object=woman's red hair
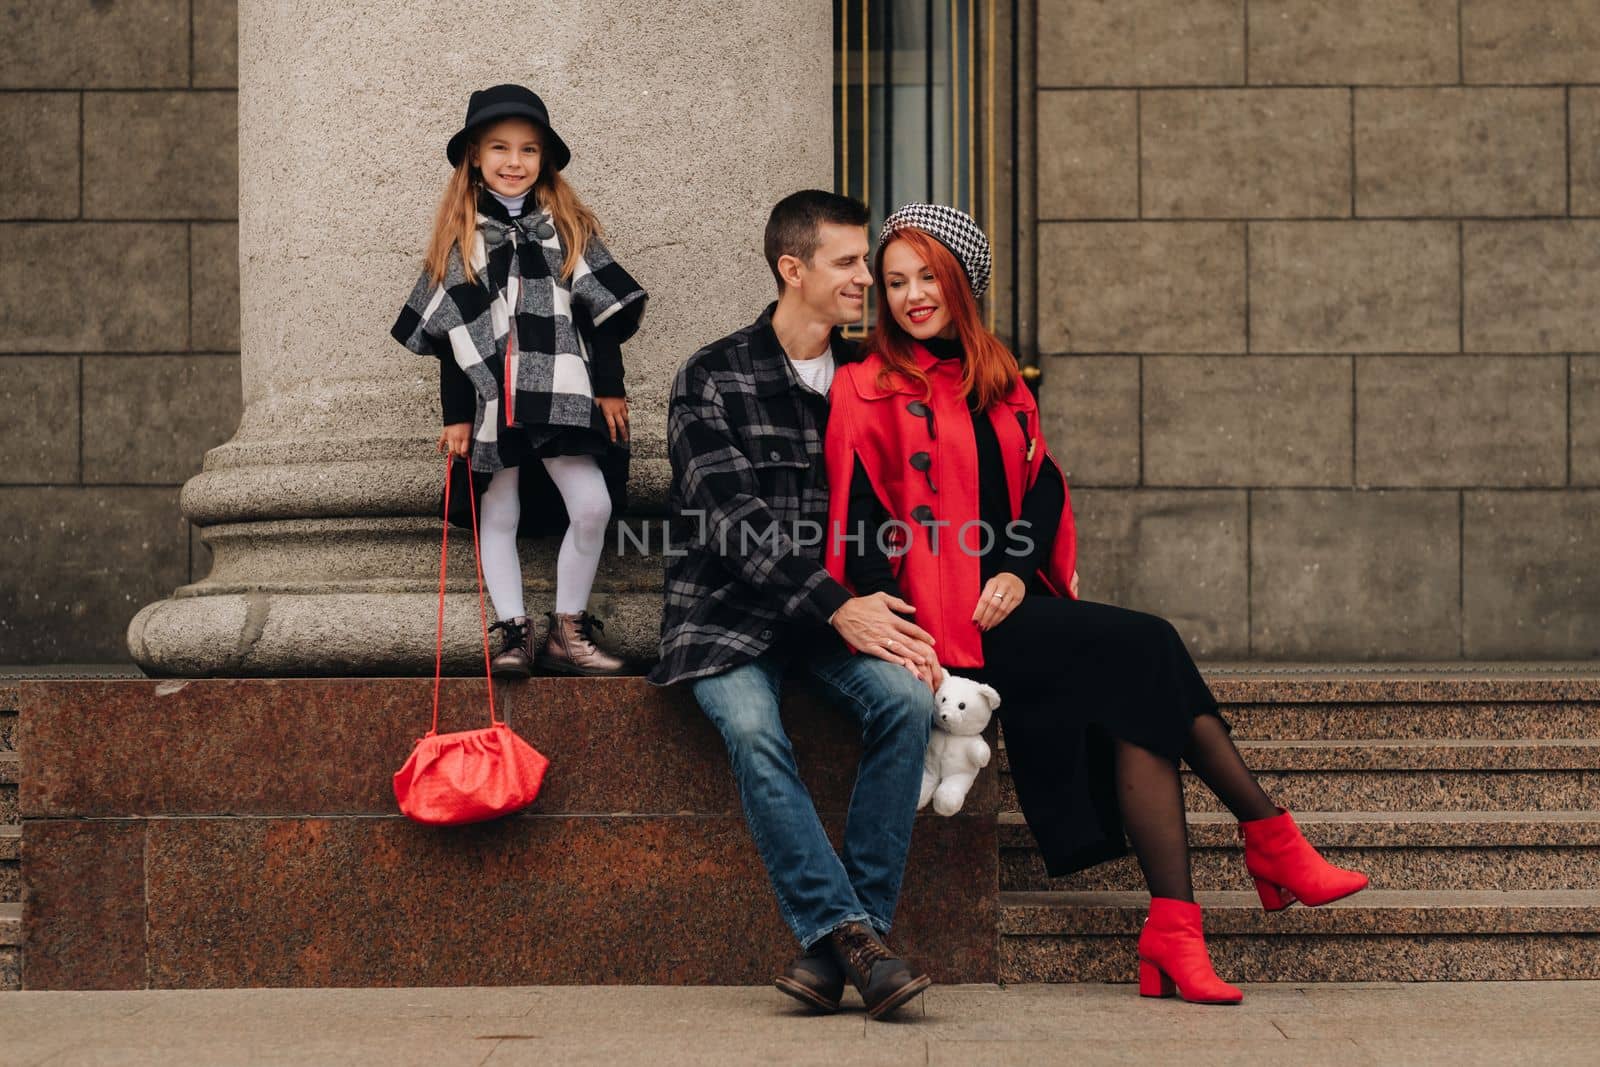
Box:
[866,227,1018,411]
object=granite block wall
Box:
[1035,0,1600,659]
[0,1,241,663]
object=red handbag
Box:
[393,457,550,825]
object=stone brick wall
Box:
[0,1,241,662]
[1033,0,1600,660]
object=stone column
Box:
[129,0,832,674]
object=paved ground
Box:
[2,982,1596,1066]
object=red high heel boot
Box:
[1241,808,1369,911]
[1136,898,1242,1005]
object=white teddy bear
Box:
[918,672,1001,816]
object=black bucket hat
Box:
[446,84,572,171]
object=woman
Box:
[822,204,1367,1005]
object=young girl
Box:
[823,204,1367,1005]
[392,84,647,677]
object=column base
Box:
[129,589,665,677]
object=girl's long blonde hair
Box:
[423,128,600,285]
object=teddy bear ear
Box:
[977,684,1001,708]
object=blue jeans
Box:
[692,645,934,949]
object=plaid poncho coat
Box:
[391,191,648,473]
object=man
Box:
[648,190,939,1019]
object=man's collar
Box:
[751,302,860,398]
[749,304,796,397]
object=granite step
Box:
[3,692,24,952]
[1203,672,1600,704]
[0,682,16,754]
[1178,771,1600,813]
[1000,889,1600,983]
[1223,701,1600,741]
[1001,768,1600,814]
[15,676,1002,989]
[0,902,18,992]
[999,759,1600,813]
[13,671,1600,989]
[1226,738,1600,770]
[999,811,1600,892]
[1001,738,1600,773]
[0,752,16,826]
[0,827,17,905]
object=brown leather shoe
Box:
[826,922,931,1020]
[774,943,844,1013]
[536,611,628,676]
[489,616,534,677]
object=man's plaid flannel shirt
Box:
[647,305,859,686]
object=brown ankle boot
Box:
[489,616,534,678]
[536,611,628,676]
[825,922,931,1020]
[774,942,845,1013]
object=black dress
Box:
[844,337,1223,876]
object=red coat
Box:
[823,346,1077,668]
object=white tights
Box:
[477,455,612,620]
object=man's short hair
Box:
[764,190,871,293]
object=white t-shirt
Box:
[788,351,836,397]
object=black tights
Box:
[969,597,1280,899]
[1115,714,1279,901]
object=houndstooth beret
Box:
[876,203,993,300]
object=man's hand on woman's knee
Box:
[830,593,939,684]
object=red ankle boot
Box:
[1136,898,1242,1005]
[1241,808,1369,911]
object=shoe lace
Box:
[835,926,893,975]
[572,614,604,653]
[489,618,526,652]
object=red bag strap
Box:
[503,313,517,428]
[430,456,502,736]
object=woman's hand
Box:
[597,396,630,443]
[1070,569,1080,599]
[437,423,471,458]
[972,572,1026,632]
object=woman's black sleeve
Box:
[845,456,905,601]
[1004,454,1066,579]
[437,343,477,426]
